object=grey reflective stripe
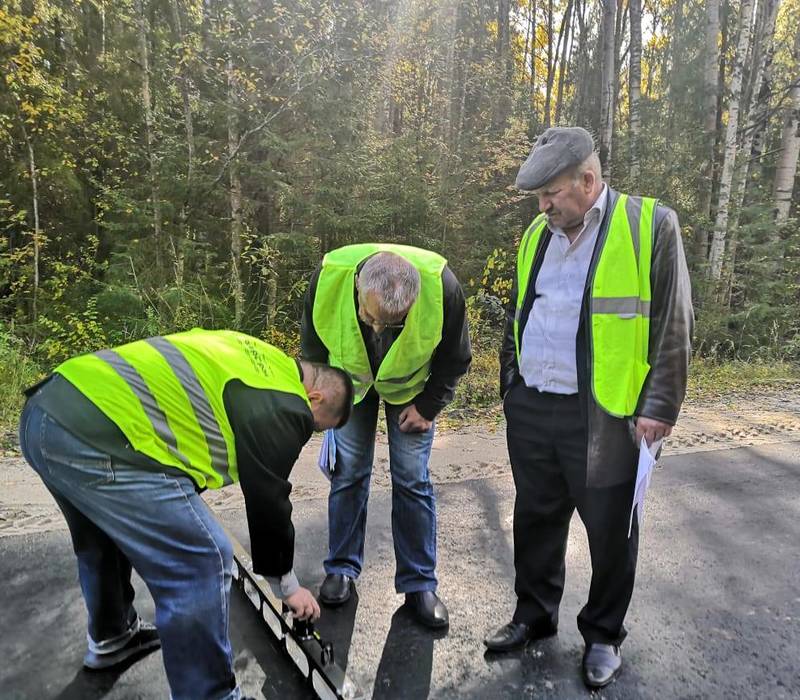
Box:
[95,349,194,472]
[379,365,427,384]
[624,195,643,265]
[592,297,651,316]
[147,337,231,485]
[348,372,373,384]
[514,307,523,322]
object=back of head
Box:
[358,252,421,319]
[307,362,354,428]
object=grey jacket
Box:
[500,187,694,487]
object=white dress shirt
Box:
[519,185,608,394]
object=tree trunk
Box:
[443,0,459,149]
[773,30,800,224]
[493,0,512,130]
[728,0,780,235]
[695,0,720,261]
[169,0,195,288]
[554,0,573,126]
[227,38,244,324]
[599,0,616,178]
[629,0,642,180]
[19,120,40,323]
[136,0,162,276]
[528,0,537,135]
[543,0,553,128]
[708,0,755,280]
[748,0,780,176]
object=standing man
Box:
[19,329,352,700]
[484,127,693,688]
[301,244,471,629]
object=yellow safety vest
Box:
[54,329,309,488]
[312,243,446,404]
[514,195,656,417]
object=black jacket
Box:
[500,187,694,486]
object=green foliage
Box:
[0,0,798,373]
[0,325,43,433]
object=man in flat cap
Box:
[484,126,693,689]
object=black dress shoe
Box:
[582,643,622,688]
[405,591,449,629]
[483,621,557,652]
[319,574,352,606]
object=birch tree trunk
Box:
[599,0,616,178]
[773,29,800,224]
[728,0,780,235]
[136,0,162,275]
[696,0,719,255]
[708,0,755,280]
[629,0,642,180]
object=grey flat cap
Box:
[515,126,595,190]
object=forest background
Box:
[1,0,799,431]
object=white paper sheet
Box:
[628,436,662,537]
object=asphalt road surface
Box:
[1,441,798,699]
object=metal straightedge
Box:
[226,529,364,700]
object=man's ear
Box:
[306,388,324,409]
[581,169,595,194]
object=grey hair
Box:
[573,152,602,181]
[358,252,421,318]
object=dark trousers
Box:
[505,383,639,646]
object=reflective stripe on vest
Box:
[312,243,446,405]
[55,329,308,489]
[514,196,656,417]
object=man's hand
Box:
[398,404,433,433]
[284,587,320,621]
[634,416,673,446]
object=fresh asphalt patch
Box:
[1,441,798,699]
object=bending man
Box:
[19,328,352,700]
[301,244,471,629]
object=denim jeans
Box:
[324,392,438,593]
[19,401,241,700]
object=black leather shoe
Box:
[582,643,622,688]
[405,591,449,629]
[319,574,352,606]
[483,621,557,652]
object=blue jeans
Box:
[325,393,438,593]
[19,401,240,700]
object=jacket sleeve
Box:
[228,383,314,581]
[499,272,521,399]
[413,266,472,420]
[635,206,694,424]
[300,266,329,363]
